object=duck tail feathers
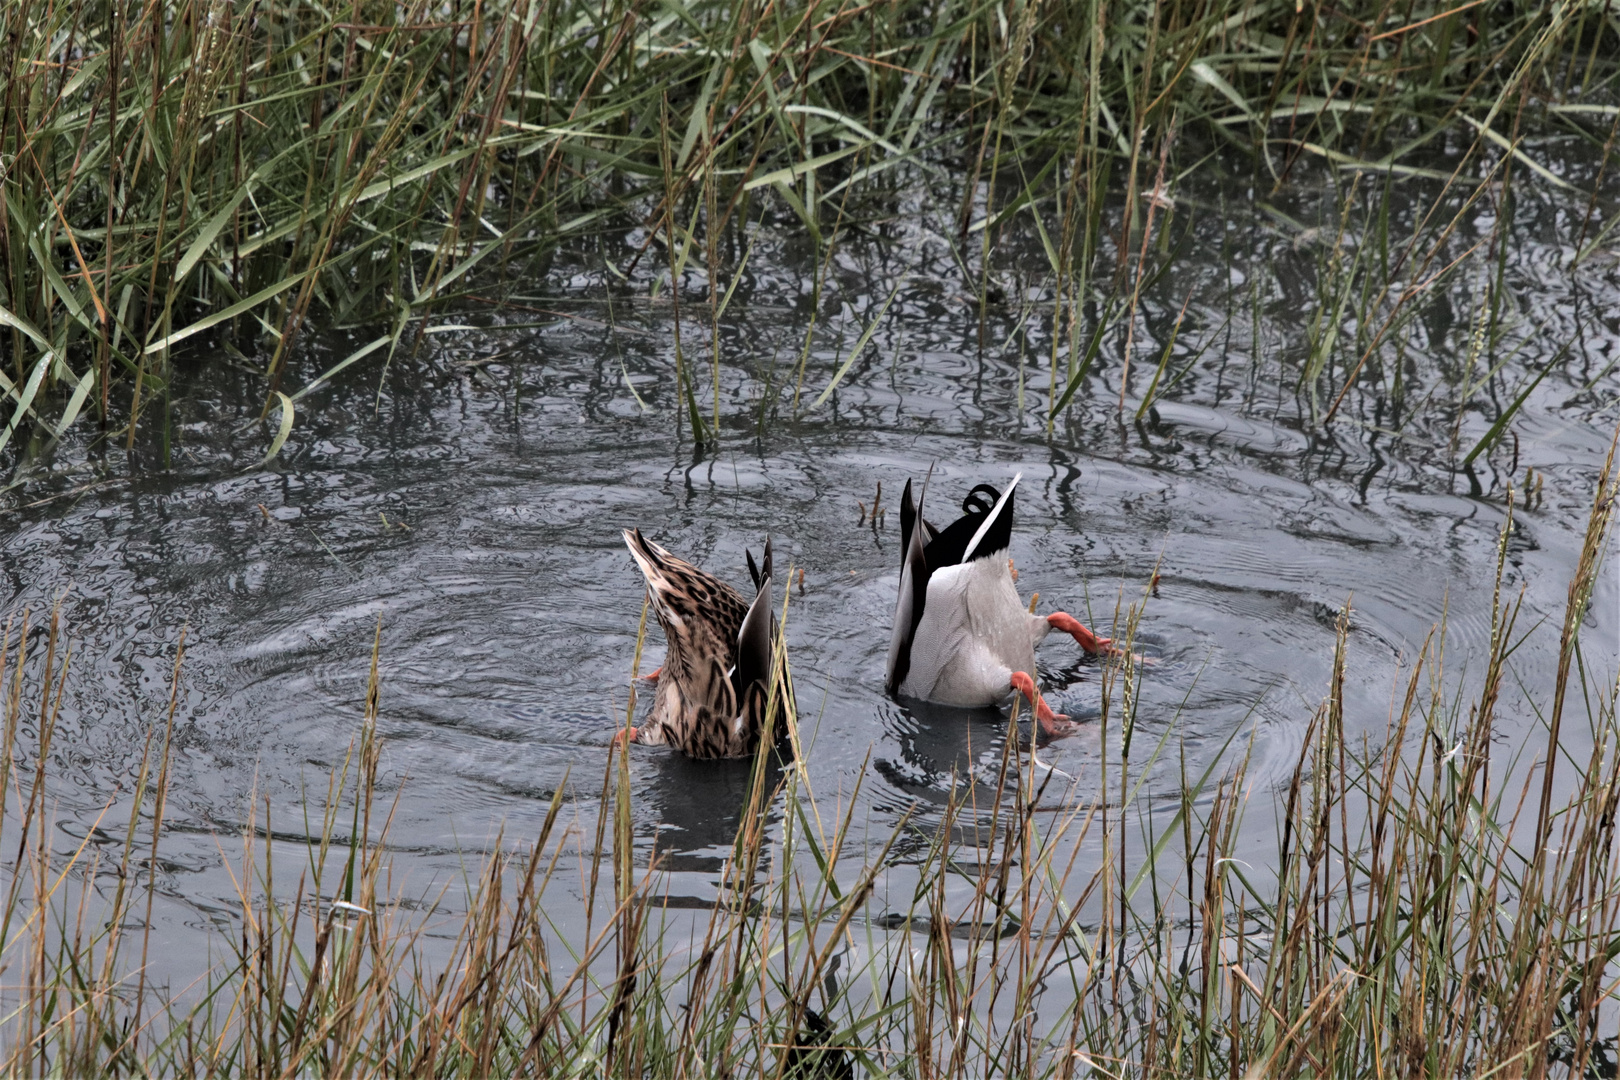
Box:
[746,537,773,593]
[961,471,1020,562]
[624,527,667,580]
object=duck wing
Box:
[886,478,933,696]
[735,537,774,694]
[738,537,797,752]
[731,542,779,751]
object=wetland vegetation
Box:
[2,0,1616,450]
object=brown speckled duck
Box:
[621,529,788,759]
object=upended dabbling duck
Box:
[620,528,789,759]
[886,473,1114,738]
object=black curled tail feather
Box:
[922,474,1019,570]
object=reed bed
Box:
[0,0,1615,460]
[0,445,1613,1077]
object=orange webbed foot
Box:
[1048,612,1152,666]
[612,726,639,752]
[1009,670,1076,739]
[1046,611,1118,656]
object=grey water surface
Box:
[3,148,1618,990]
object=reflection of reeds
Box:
[0,0,1612,457]
[2,447,1617,1075]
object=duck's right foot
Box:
[1009,671,1075,739]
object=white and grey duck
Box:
[886,473,1116,738]
[620,528,789,759]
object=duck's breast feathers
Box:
[887,479,932,696]
[922,473,1021,571]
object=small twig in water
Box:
[308,529,358,578]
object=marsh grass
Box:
[0,0,1615,463]
[0,444,1615,1076]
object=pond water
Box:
[3,146,1618,992]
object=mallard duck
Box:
[622,528,788,759]
[885,473,1113,737]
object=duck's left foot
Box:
[1009,671,1075,739]
[612,726,639,751]
[638,666,662,683]
[1047,611,1118,656]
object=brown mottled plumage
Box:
[623,529,788,760]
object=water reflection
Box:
[642,748,788,874]
[876,698,1016,807]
